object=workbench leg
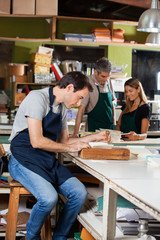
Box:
[103,180,117,240]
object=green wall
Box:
[0,17,50,39]
[13,41,44,63]
[113,24,148,44]
[108,45,132,77]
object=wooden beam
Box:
[106,0,152,9]
[50,16,56,40]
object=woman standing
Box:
[116,78,150,141]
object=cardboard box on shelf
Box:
[37,46,53,56]
[33,63,50,74]
[0,0,10,14]
[64,33,95,42]
[12,0,35,15]
[36,0,57,15]
[30,53,52,65]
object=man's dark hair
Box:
[56,71,93,92]
[95,57,111,73]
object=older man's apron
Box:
[10,87,73,186]
[88,85,113,132]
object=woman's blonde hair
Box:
[123,78,147,113]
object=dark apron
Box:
[121,100,142,134]
[88,85,113,132]
[121,110,137,133]
[10,87,73,186]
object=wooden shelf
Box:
[15,82,56,85]
[52,39,158,48]
[0,36,52,42]
[0,15,141,45]
[0,15,156,48]
[78,210,137,239]
[1,36,159,49]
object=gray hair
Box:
[95,57,111,73]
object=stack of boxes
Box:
[91,28,112,42]
[112,28,125,43]
[30,46,53,83]
[0,0,58,15]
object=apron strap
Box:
[97,85,100,93]
[49,86,55,108]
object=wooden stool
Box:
[5,177,52,240]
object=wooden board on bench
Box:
[79,148,130,160]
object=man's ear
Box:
[66,84,74,92]
[94,69,98,77]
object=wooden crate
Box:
[30,53,52,65]
[33,63,50,74]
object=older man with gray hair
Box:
[73,57,116,136]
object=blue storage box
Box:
[64,33,95,42]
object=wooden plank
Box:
[0,36,52,42]
[50,16,56,40]
[79,148,130,160]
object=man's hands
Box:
[68,141,91,153]
[92,130,110,143]
[67,130,110,153]
[79,130,111,144]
